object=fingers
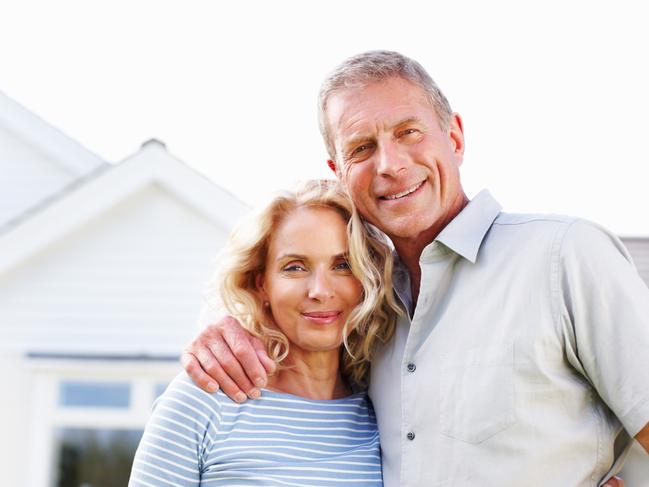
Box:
[220,317,269,389]
[602,476,623,487]
[180,351,218,393]
[181,317,274,403]
[250,335,277,375]
[205,337,258,402]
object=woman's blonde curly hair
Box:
[210,179,402,386]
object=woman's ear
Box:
[255,274,268,303]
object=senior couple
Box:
[129,51,649,486]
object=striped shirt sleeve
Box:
[129,373,222,487]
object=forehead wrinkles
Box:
[331,90,433,147]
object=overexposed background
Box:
[2,0,647,235]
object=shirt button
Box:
[407,363,416,372]
[407,431,415,441]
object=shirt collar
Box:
[421,189,502,264]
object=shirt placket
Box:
[398,243,450,486]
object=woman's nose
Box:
[307,270,335,301]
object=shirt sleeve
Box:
[558,219,649,437]
[128,373,223,486]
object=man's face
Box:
[326,77,466,246]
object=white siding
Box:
[0,352,31,487]
[622,237,649,287]
[0,183,226,355]
[620,237,649,484]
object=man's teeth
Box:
[384,182,422,200]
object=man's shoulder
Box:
[493,211,577,228]
[489,212,631,265]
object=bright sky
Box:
[2,1,648,235]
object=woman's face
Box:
[258,206,363,356]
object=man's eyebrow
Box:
[342,134,373,152]
[343,117,424,150]
[394,116,423,128]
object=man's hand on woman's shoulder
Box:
[181,315,276,402]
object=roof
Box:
[0,91,107,229]
[0,140,249,355]
[0,139,249,276]
[0,90,105,174]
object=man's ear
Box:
[327,159,338,175]
[448,113,466,166]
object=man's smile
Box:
[379,180,425,201]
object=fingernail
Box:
[207,381,219,393]
[234,392,247,403]
[255,377,266,388]
[248,388,261,399]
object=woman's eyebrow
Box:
[276,253,306,262]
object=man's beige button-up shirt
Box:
[369,190,649,486]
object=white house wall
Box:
[0,182,227,355]
[622,237,649,286]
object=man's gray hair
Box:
[318,50,453,162]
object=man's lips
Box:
[379,181,425,200]
[301,311,342,324]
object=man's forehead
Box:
[328,84,434,136]
[331,78,430,114]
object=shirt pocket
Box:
[439,342,516,444]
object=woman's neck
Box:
[266,349,351,400]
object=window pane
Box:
[54,428,142,487]
[59,381,130,408]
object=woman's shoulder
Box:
[251,389,374,415]
[155,372,231,422]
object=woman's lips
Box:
[301,311,342,324]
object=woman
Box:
[129,179,401,486]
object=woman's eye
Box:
[335,261,352,271]
[283,264,305,272]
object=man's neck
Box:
[392,193,469,305]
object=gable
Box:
[0,182,228,355]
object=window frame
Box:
[27,357,178,487]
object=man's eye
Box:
[350,143,374,159]
[400,128,419,137]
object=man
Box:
[183,51,649,485]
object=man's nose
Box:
[308,270,335,301]
[376,140,407,177]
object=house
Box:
[0,92,248,486]
[1,91,647,485]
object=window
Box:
[55,428,142,487]
[27,358,179,487]
[59,381,131,408]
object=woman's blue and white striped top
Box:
[129,373,383,486]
